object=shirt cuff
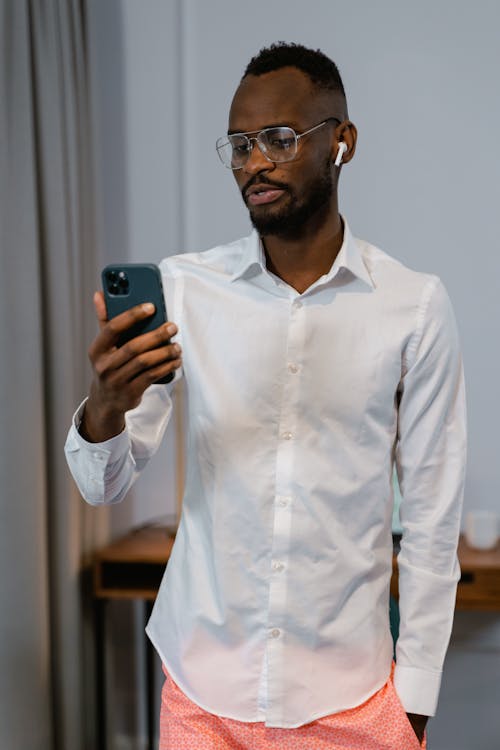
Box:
[67,397,129,458]
[65,398,133,504]
[393,663,442,716]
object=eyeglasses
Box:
[216,117,341,170]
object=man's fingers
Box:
[93,291,108,331]
[137,357,182,387]
[96,339,181,380]
[92,302,160,354]
[90,315,179,372]
[110,321,178,367]
[116,322,178,362]
[110,347,182,385]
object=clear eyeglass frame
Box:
[216,117,341,170]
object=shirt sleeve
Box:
[393,276,467,717]
[64,383,175,505]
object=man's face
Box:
[228,68,341,239]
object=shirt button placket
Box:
[265,295,306,722]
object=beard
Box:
[245,158,334,240]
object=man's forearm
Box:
[79,397,126,443]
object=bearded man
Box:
[66,41,466,750]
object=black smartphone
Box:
[101,263,174,384]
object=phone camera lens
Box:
[106,269,129,295]
[117,272,129,293]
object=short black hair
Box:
[243,41,346,99]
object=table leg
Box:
[95,597,107,750]
[144,600,155,750]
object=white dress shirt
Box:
[65,219,466,728]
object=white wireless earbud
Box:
[334,142,348,167]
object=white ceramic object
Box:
[464,511,499,550]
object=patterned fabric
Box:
[159,663,427,750]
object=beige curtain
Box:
[0,1,108,748]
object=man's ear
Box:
[332,120,357,165]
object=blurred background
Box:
[1,0,499,748]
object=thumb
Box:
[93,291,108,331]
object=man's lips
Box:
[245,183,287,206]
[247,189,285,206]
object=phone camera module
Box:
[106,269,129,295]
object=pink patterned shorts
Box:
[159,663,427,749]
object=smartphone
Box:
[101,263,174,384]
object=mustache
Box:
[241,175,289,198]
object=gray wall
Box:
[88,0,183,535]
[87,1,500,747]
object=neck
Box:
[262,210,344,294]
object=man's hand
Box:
[80,291,182,443]
[406,713,428,744]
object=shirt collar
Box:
[229,218,374,289]
[229,231,266,282]
[330,219,374,289]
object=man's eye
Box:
[270,137,294,150]
[231,140,250,155]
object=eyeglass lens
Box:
[218,127,298,168]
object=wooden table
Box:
[94,525,176,600]
[93,528,500,750]
[390,535,500,610]
[93,526,176,750]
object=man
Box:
[66,42,466,749]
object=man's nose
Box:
[243,139,275,175]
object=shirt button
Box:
[272,561,285,572]
[293,299,303,309]
[281,431,293,440]
[277,497,289,507]
[270,628,281,639]
[288,363,299,374]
